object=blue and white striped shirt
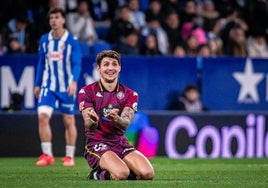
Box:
[35,30,82,92]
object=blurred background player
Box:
[34,8,82,167]
[78,50,154,180]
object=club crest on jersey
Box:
[60,43,65,51]
[117,91,124,99]
[48,51,64,61]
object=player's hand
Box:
[106,108,120,122]
[82,108,99,130]
[34,86,40,99]
[67,81,77,96]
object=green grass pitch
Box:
[0,157,267,188]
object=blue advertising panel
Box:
[120,56,198,110]
[0,55,197,110]
[202,57,268,110]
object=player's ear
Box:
[96,64,101,72]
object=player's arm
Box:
[107,107,135,130]
[34,38,46,98]
[71,38,82,83]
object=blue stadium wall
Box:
[0,55,268,158]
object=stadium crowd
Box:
[0,0,267,57]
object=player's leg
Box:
[36,88,55,166]
[98,151,131,180]
[123,150,154,180]
[61,113,77,166]
[60,93,77,166]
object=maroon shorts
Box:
[84,136,135,170]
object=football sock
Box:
[127,171,137,180]
[41,142,53,156]
[65,145,75,158]
[99,170,111,180]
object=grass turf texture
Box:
[0,157,267,188]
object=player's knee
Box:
[38,113,50,127]
[112,169,130,180]
[141,169,154,180]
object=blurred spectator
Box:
[161,0,182,16]
[140,33,161,55]
[172,44,186,57]
[66,0,98,46]
[214,0,239,18]
[88,0,118,26]
[223,21,247,57]
[244,0,268,44]
[0,34,8,56]
[106,5,135,44]
[247,30,268,58]
[162,10,183,54]
[199,0,219,21]
[182,22,207,47]
[2,92,23,112]
[141,15,169,55]
[33,0,61,40]
[204,18,223,56]
[179,0,198,26]
[184,34,199,56]
[0,0,28,27]
[0,15,37,54]
[128,0,146,31]
[145,0,164,23]
[168,84,208,112]
[198,43,211,57]
[207,38,223,56]
[113,29,140,55]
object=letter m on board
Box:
[1,66,34,108]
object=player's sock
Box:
[99,170,111,180]
[65,145,75,158]
[41,142,53,156]
[127,170,137,180]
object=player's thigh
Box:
[100,151,129,175]
[57,92,76,114]
[62,113,75,127]
[123,150,154,176]
[38,88,56,108]
[38,88,56,117]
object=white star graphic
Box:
[232,58,264,103]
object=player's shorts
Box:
[84,136,135,170]
[38,87,76,115]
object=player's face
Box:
[97,57,121,83]
[49,13,65,30]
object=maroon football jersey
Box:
[78,81,138,141]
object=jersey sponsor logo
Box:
[101,104,117,121]
[48,51,64,61]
